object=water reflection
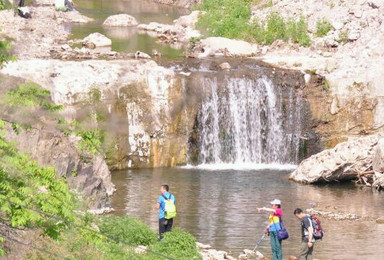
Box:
[69,0,187,58]
[111,168,384,259]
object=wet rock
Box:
[372,172,384,190]
[83,32,112,47]
[290,134,383,183]
[102,14,138,27]
[196,242,212,249]
[307,208,360,221]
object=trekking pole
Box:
[252,233,266,252]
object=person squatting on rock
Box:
[156,184,176,239]
[294,208,315,260]
[258,199,284,260]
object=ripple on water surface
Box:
[111,167,384,259]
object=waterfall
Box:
[194,75,302,167]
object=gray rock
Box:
[332,21,344,30]
[290,134,383,183]
[219,62,231,70]
[196,242,212,249]
[173,10,202,28]
[83,32,112,47]
[373,138,384,172]
[197,37,258,58]
[103,14,138,27]
[330,96,340,115]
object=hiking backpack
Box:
[162,194,176,219]
[310,215,324,240]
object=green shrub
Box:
[287,17,311,46]
[99,216,157,246]
[3,82,63,111]
[151,228,202,260]
[196,0,252,39]
[0,119,75,238]
[78,129,105,155]
[316,19,332,37]
[264,13,287,44]
[338,30,349,43]
[250,14,311,46]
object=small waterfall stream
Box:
[194,75,303,166]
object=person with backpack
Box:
[156,184,176,239]
[257,199,285,260]
[293,208,315,260]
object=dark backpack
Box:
[310,215,324,240]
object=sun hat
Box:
[270,199,281,205]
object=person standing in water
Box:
[258,199,284,260]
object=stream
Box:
[111,167,384,259]
[65,1,384,258]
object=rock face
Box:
[251,0,384,148]
[3,124,115,212]
[102,14,138,27]
[83,32,112,47]
[1,59,312,169]
[290,134,384,183]
[373,138,384,172]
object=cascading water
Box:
[194,75,302,167]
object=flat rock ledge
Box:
[290,133,384,189]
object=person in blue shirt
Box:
[156,184,176,239]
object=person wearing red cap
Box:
[258,199,284,260]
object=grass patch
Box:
[2,82,63,111]
[316,19,332,37]
[99,216,157,246]
[196,0,311,46]
[151,228,202,260]
[250,14,311,46]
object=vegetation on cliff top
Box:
[196,0,311,46]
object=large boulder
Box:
[83,32,112,47]
[290,134,383,183]
[196,37,258,58]
[102,14,138,27]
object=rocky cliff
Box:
[250,0,384,147]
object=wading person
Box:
[294,208,315,260]
[156,184,176,239]
[258,199,284,260]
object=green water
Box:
[111,167,384,259]
[69,0,188,58]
